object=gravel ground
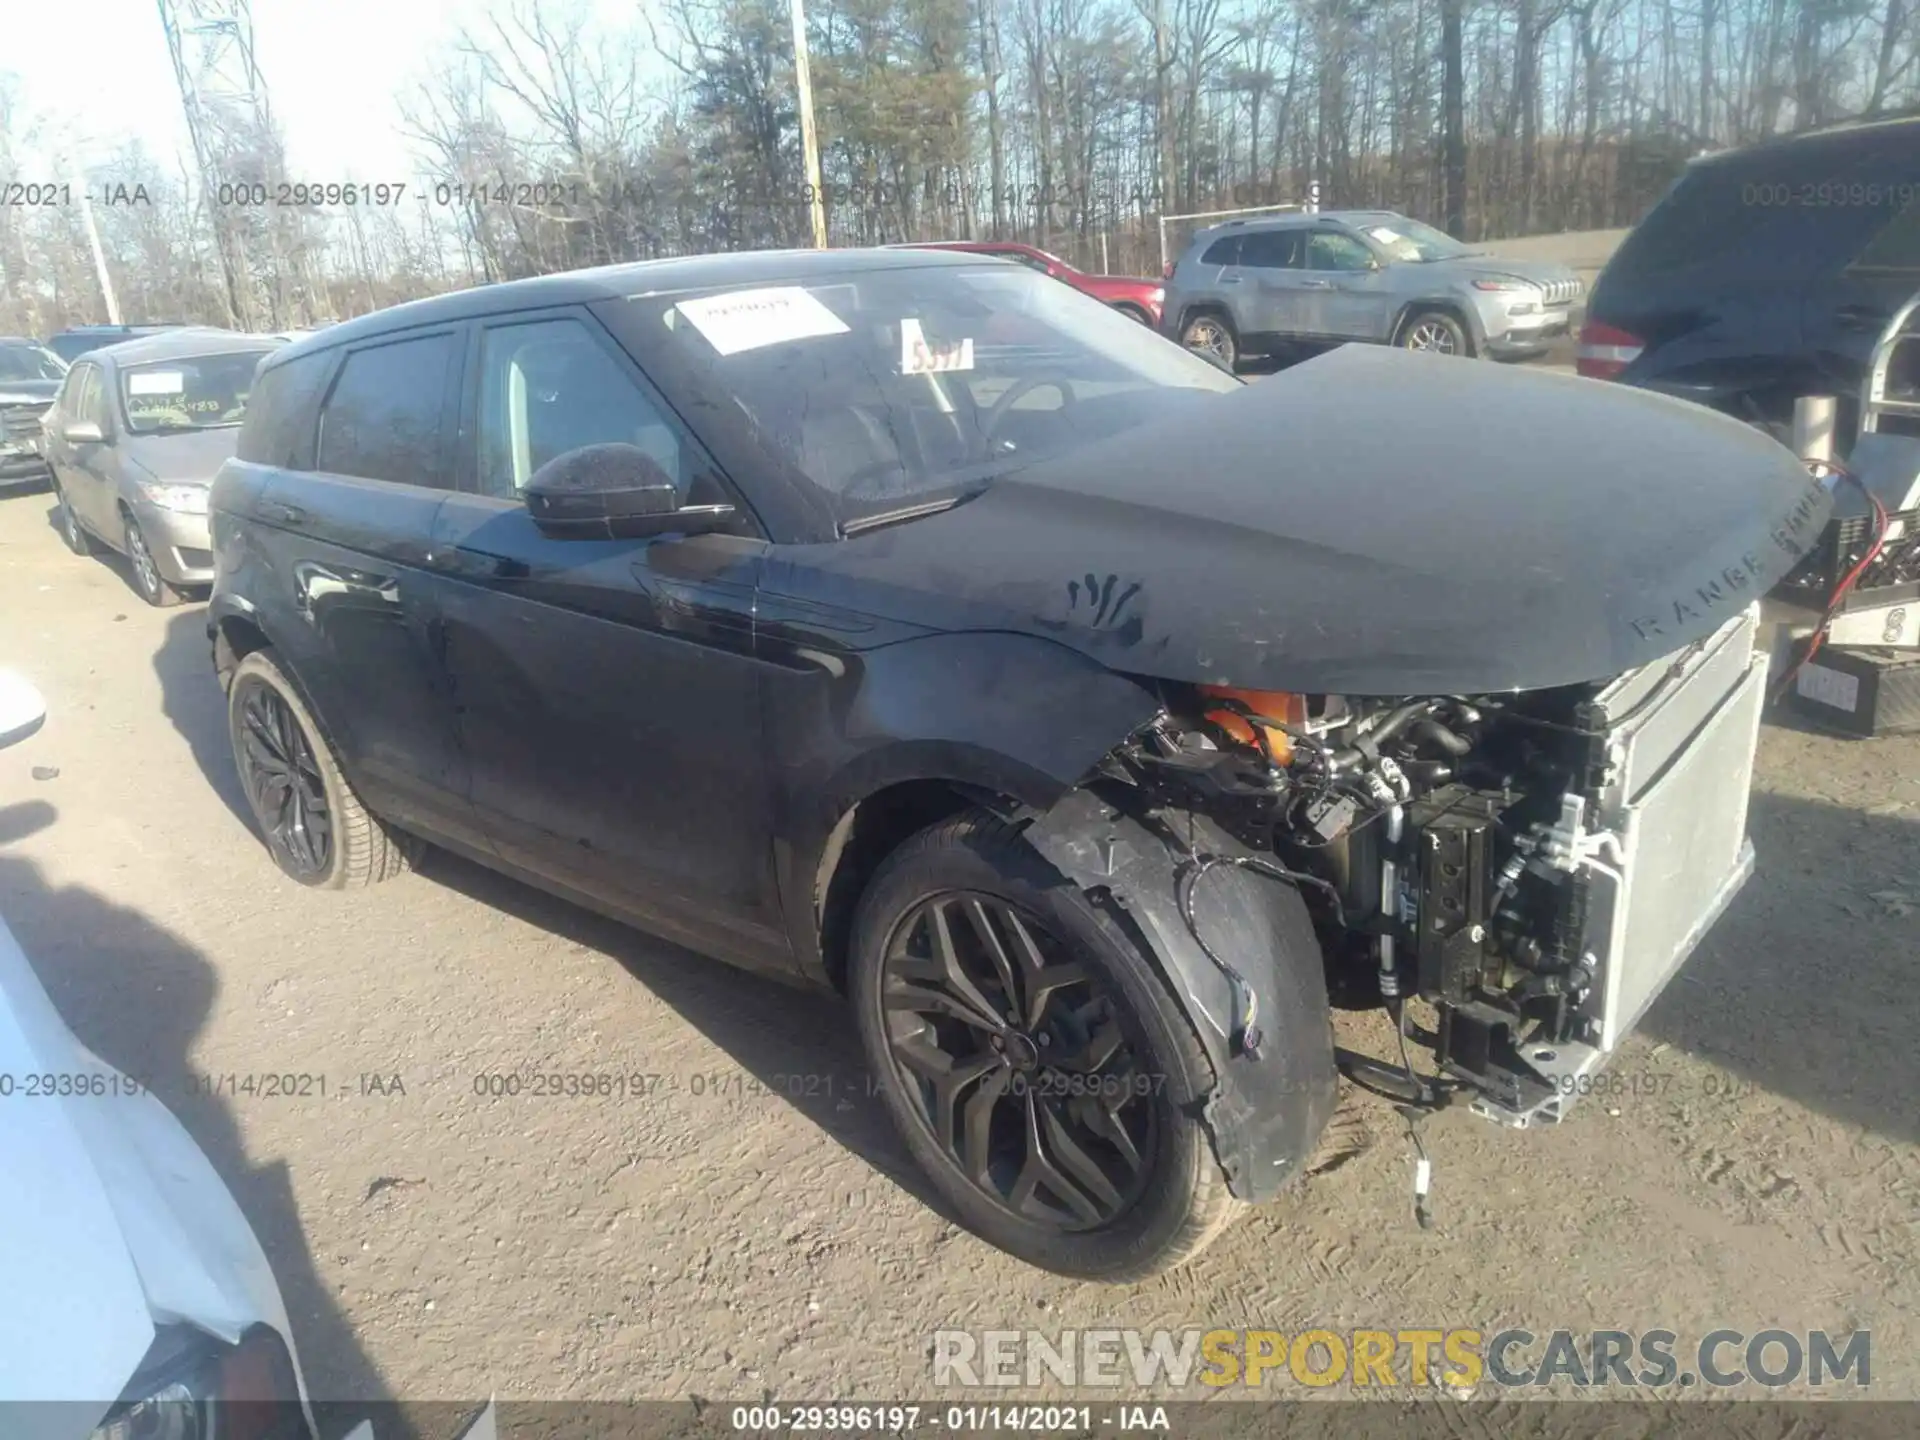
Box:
[1,476,1916,1431]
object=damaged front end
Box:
[1031,602,1767,1184]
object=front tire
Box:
[1399,309,1474,357]
[1179,311,1239,371]
[227,649,415,889]
[850,811,1239,1280]
[122,509,183,607]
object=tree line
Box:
[1,0,1914,336]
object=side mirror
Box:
[64,420,103,444]
[521,443,735,540]
[0,671,47,751]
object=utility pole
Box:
[788,0,828,248]
[71,167,123,324]
[159,0,284,327]
[1152,0,1175,216]
[1440,0,1467,238]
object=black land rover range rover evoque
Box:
[206,247,1829,1278]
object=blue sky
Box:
[7,0,645,183]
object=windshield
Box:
[46,334,114,364]
[119,350,273,433]
[627,263,1240,529]
[1362,218,1473,262]
[0,344,67,383]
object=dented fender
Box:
[757,623,1164,983]
[1021,789,1338,1204]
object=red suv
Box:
[903,241,1165,325]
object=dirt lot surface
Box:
[1,467,1916,1429]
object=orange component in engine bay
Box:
[1198,686,1306,762]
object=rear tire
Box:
[227,649,415,890]
[850,809,1240,1280]
[56,485,98,555]
[1179,310,1239,371]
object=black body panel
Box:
[787,345,1830,695]
[427,494,794,972]
[242,467,482,845]
[1590,118,1920,422]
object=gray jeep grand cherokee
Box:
[1162,210,1584,368]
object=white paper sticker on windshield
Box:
[900,318,975,375]
[127,370,186,396]
[1367,226,1402,243]
[673,286,850,356]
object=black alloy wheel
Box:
[234,673,333,880]
[878,890,1156,1229]
[224,649,416,889]
[850,812,1238,1279]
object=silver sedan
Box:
[40,329,284,606]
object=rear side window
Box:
[1850,195,1920,275]
[237,350,335,468]
[1606,165,1749,278]
[70,365,106,429]
[315,333,458,487]
[60,365,93,423]
[1198,235,1242,266]
[1240,230,1304,269]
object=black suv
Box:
[45,323,195,365]
[205,247,1822,1280]
[1580,115,1920,439]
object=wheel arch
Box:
[210,606,274,693]
[1176,300,1234,337]
[811,771,1003,993]
[804,738,1120,993]
[208,604,356,784]
[776,631,1165,990]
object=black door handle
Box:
[261,500,308,526]
[426,546,527,580]
[1834,305,1884,333]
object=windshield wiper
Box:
[139,420,239,435]
[838,492,975,538]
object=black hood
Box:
[778,345,1832,695]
